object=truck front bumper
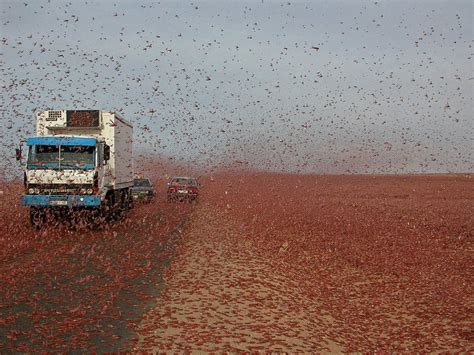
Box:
[21,194,101,207]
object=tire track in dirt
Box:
[136,202,343,352]
[0,186,193,352]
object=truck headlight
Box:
[29,187,40,194]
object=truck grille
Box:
[28,184,93,195]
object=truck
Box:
[17,110,134,228]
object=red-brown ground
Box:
[0,173,473,352]
[0,177,193,351]
[136,173,473,352]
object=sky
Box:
[1,0,472,177]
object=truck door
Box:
[101,143,113,189]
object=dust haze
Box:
[1,0,472,177]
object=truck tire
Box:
[104,191,116,222]
[88,208,105,230]
[128,189,134,209]
[120,189,129,210]
[30,207,46,229]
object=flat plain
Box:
[1,173,472,351]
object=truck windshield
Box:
[27,145,95,169]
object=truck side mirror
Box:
[15,148,22,161]
[104,144,110,162]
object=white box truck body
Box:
[20,110,134,227]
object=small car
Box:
[131,178,155,202]
[167,176,199,202]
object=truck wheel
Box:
[127,189,134,209]
[88,208,105,230]
[114,189,128,219]
[30,207,46,229]
[121,189,130,210]
[104,192,115,222]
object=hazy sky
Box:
[1,0,472,176]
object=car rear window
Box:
[171,178,197,186]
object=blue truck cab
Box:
[21,136,102,209]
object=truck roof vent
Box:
[47,110,62,121]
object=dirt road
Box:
[1,174,473,352]
[137,203,343,352]
[0,183,192,352]
[136,173,473,352]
